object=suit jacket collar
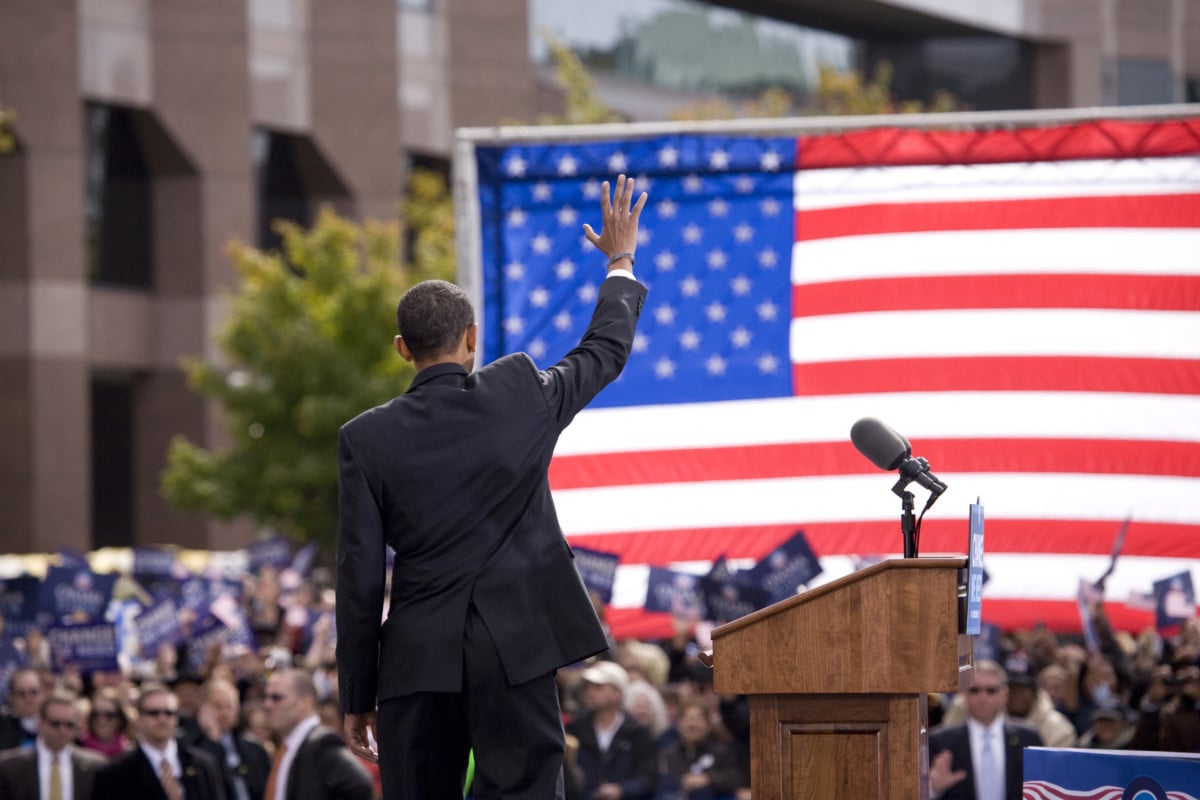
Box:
[408,362,467,392]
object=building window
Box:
[85,104,154,288]
[92,376,136,548]
[254,129,312,251]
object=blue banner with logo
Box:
[1153,570,1196,635]
[46,623,120,674]
[134,597,186,656]
[643,567,706,618]
[572,546,621,605]
[38,566,117,625]
[0,574,40,636]
[966,501,985,635]
[1024,747,1199,799]
[700,556,771,623]
[742,529,822,603]
[248,536,293,572]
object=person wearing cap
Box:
[565,661,658,800]
[335,176,649,800]
[1078,706,1135,749]
[1002,670,1077,748]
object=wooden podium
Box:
[709,557,973,800]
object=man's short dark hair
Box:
[396,280,474,360]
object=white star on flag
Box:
[505,155,527,176]
[655,251,677,271]
[682,224,703,243]
[529,287,550,307]
[707,249,727,269]
[657,145,679,167]
[504,316,524,335]
[680,276,702,297]
[760,150,781,170]
[730,326,752,348]
[731,275,752,295]
[709,149,730,169]
[553,311,572,330]
[734,223,754,242]
[706,302,727,322]
[682,174,703,193]
[705,354,728,375]
[531,234,552,254]
[632,332,650,353]
[757,248,778,267]
[557,206,577,226]
[557,155,577,176]
[756,300,778,321]
[708,198,729,217]
[760,198,781,217]
[654,304,676,325]
[577,282,597,303]
[608,152,628,172]
[582,179,601,198]
[555,259,575,280]
[508,208,527,227]
[528,338,547,358]
[679,329,701,350]
[657,199,678,218]
[532,182,552,201]
[654,357,676,379]
[505,262,525,281]
[756,353,779,373]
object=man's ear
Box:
[394,335,414,363]
[465,323,478,355]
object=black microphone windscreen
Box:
[850,417,912,471]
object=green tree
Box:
[161,170,455,547]
[0,105,15,154]
[816,61,959,115]
[535,32,623,125]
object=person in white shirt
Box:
[928,660,1043,800]
[0,689,106,800]
[262,670,370,800]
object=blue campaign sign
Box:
[643,567,706,618]
[134,597,186,656]
[1024,747,1200,799]
[966,501,985,636]
[248,536,293,572]
[742,530,823,603]
[46,623,120,674]
[133,547,178,578]
[38,566,117,625]
[1153,570,1196,635]
[571,546,621,605]
[0,574,40,636]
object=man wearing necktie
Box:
[0,689,106,800]
[191,680,271,800]
[92,683,227,800]
[928,660,1043,800]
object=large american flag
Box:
[468,115,1200,640]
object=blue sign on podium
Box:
[965,500,984,636]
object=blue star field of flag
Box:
[476,134,797,408]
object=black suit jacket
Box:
[0,712,36,751]
[928,719,1043,800]
[194,731,271,800]
[0,745,107,800]
[336,275,647,709]
[92,743,227,800]
[283,724,373,800]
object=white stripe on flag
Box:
[552,473,1200,536]
[789,309,1200,362]
[608,555,1198,609]
[791,228,1200,286]
[554,393,1200,455]
[793,156,1200,210]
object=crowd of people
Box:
[1,578,1198,800]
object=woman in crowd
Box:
[79,687,133,759]
[656,699,739,800]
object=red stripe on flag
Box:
[565,519,1200,563]
[795,118,1200,169]
[790,356,1200,396]
[792,275,1200,317]
[549,438,1200,489]
[603,599,1155,640]
[795,194,1200,241]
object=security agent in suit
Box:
[928,660,1043,800]
[190,679,271,800]
[262,669,372,800]
[0,689,106,800]
[0,668,46,751]
[92,683,227,800]
[336,175,649,800]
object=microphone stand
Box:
[892,480,918,558]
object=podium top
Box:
[709,556,969,695]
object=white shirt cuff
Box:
[606,267,636,281]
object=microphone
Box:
[850,417,947,496]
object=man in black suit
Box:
[0,668,45,751]
[191,679,271,800]
[92,682,226,800]
[929,660,1044,800]
[262,669,372,800]
[0,689,106,800]
[336,174,648,799]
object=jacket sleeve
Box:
[335,426,388,714]
[538,275,646,429]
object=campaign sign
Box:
[248,536,292,572]
[290,542,320,578]
[46,623,120,674]
[134,597,185,656]
[1153,570,1196,635]
[0,574,40,636]
[571,546,621,604]
[58,549,90,570]
[133,547,178,577]
[0,641,27,704]
[1024,747,1200,800]
[743,530,822,603]
[184,614,232,673]
[38,566,117,625]
[966,501,985,635]
[644,567,706,619]
[702,576,771,624]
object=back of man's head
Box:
[396,280,474,360]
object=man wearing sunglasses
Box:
[92,683,227,800]
[928,660,1043,800]
[0,689,106,800]
[0,668,46,751]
